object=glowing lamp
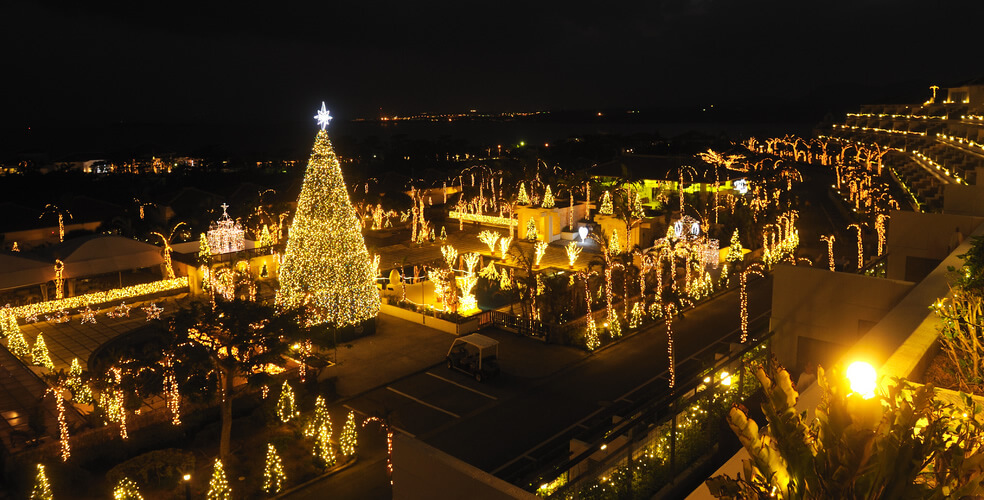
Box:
[846,361,877,399]
[720,371,731,386]
[578,226,589,241]
[183,474,191,482]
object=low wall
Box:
[392,433,537,500]
[379,303,481,336]
[770,264,913,372]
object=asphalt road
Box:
[284,274,773,499]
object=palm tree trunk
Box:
[219,366,234,458]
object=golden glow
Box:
[9,277,188,321]
[565,241,582,268]
[449,211,518,227]
[276,128,379,327]
[846,361,877,399]
[534,241,548,267]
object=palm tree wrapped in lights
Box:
[740,263,765,343]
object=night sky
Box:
[3,0,983,154]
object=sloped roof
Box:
[1,235,166,288]
[0,252,55,290]
[54,235,164,279]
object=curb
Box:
[272,454,359,499]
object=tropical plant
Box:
[706,358,984,499]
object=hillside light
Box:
[847,361,877,399]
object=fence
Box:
[527,331,773,499]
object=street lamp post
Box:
[183,474,191,500]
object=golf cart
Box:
[446,333,500,382]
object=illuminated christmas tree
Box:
[304,396,331,438]
[340,410,358,457]
[599,191,613,215]
[7,328,30,359]
[198,233,211,263]
[526,218,538,241]
[313,422,336,467]
[517,182,529,205]
[262,444,286,494]
[30,464,52,500]
[726,229,744,264]
[32,333,55,369]
[542,185,555,208]
[206,459,231,500]
[276,381,295,423]
[112,477,143,500]
[276,104,379,328]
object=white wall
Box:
[771,264,914,371]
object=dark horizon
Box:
[4,0,983,157]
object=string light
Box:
[599,191,613,215]
[848,223,864,270]
[583,273,600,351]
[79,306,96,324]
[142,303,163,321]
[740,263,765,343]
[478,230,500,254]
[276,381,296,423]
[517,182,530,205]
[441,245,458,269]
[664,303,677,388]
[363,417,394,484]
[276,116,380,328]
[54,260,65,300]
[499,236,513,259]
[340,410,358,457]
[7,328,31,359]
[206,459,232,500]
[68,358,92,404]
[32,333,54,369]
[304,396,331,437]
[821,234,835,271]
[207,205,245,255]
[31,464,53,500]
[542,185,555,208]
[534,242,548,268]
[7,278,188,320]
[876,214,889,256]
[106,367,128,439]
[263,444,286,494]
[526,219,539,241]
[113,477,144,500]
[47,383,70,461]
[313,421,336,467]
[566,241,582,268]
[163,353,181,425]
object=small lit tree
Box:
[112,477,144,500]
[340,410,358,457]
[32,333,54,370]
[30,464,52,500]
[206,459,231,500]
[313,422,336,468]
[263,444,286,494]
[304,395,331,437]
[276,381,296,423]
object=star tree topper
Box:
[314,102,333,130]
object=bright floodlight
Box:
[578,226,589,241]
[846,361,877,399]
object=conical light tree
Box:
[276,103,379,327]
[31,464,52,500]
